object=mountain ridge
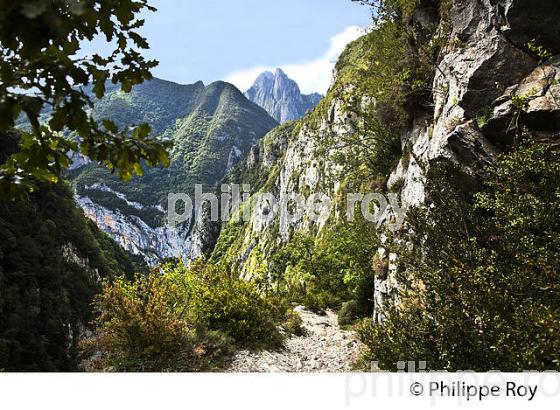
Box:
[70,77,278,263]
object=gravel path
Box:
[227,306,363,372]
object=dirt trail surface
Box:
[227,306,363,372]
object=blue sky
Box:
[84,0,372,94]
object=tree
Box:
[0,0,170,199]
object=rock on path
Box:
[227,306,363,372]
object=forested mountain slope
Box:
[70,79,278,264]
[0,132,145,371]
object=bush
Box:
[303,291,338,314]
[338,300,361,327]
[268,221,379,314]
[358,137,560,371]
[283,309,304,336]
[83,261,281,371]
[82,272,204,371]
[188,261,279,346]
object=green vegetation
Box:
[83,208,380,371]
[167,82,277,196]
[510,89,538,132]
[91,78,207,136]
[338,300,362,327]
[70,80,278,222]
[358,136,560,371]
[208,123,294,268]
[0,131,145,371]
[3,0,559,374]
[0,0,169,199]
[84,260,287,371]
[0,181,146,371]
[224,122,295,190]
[226,215,380,317]
[476,107,493,129]
[527,40,553,64]
[283,309,304,336]
[311,0,450,183]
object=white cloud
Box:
[224,26,366,95]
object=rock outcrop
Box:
[245,68,323,123]
[374,0,560,318]
[76,191,191,265]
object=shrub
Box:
[188,261,279,346]
[338,300,361,326]
[283,309,304,336]
[268,220,379,314]
[84,261,281,371]
[358,136,560,371]
[303,291,338,314]
[476,108,493,129]
[527,40,552,63]
[82,272,203,371]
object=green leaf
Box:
[129,32,149,49]
[49,108,68,132]
[118,34,128,50]
[121,80,132,93]
[136,123,151,138]
[102,119,118,134]
[21,96,43,132]
[92,71,109,98]
[99,18,115,42]
[0,0,161,197]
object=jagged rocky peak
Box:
[245,68,323,123]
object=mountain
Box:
[69,78,278,264]
[6,0,560,373]
[193,0,560,370]
[244,68,323,123]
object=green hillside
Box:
[70,79,278,229]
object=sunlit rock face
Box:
[245,68,322,123]
[75,193,191,265]
[372,0,560,318]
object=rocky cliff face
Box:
[386,0,560,228]
[207,96,355,277]
[245,68,322,123]
[75,190,191,265]
[372,0,559,318]
[204,0,560,319]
